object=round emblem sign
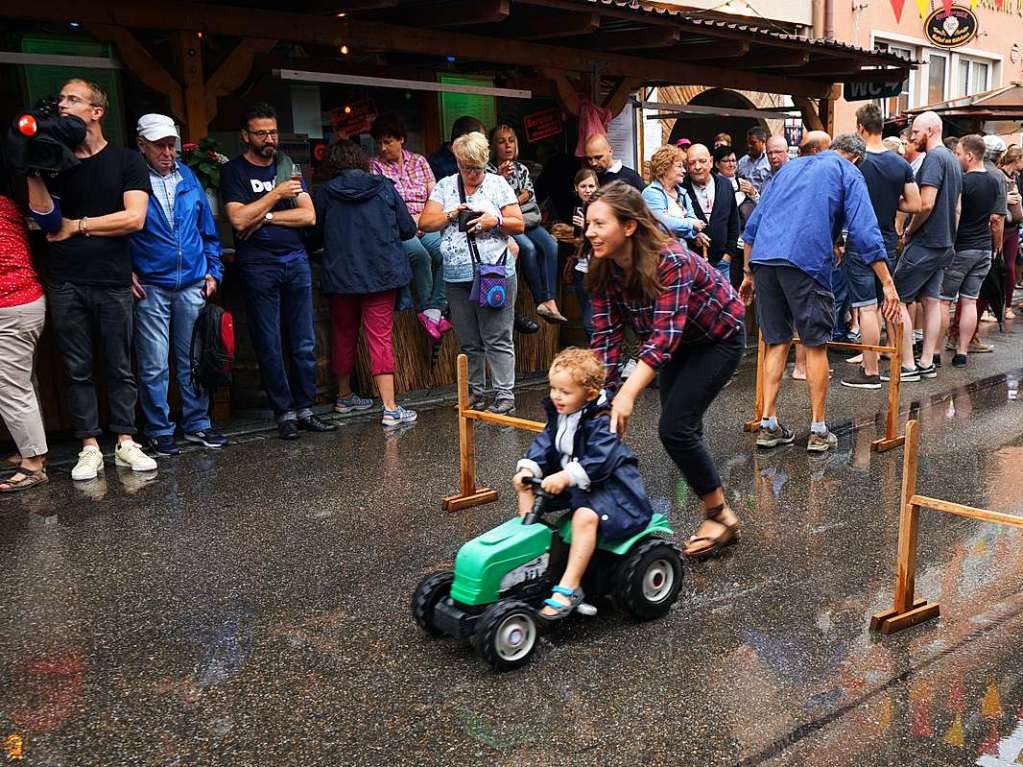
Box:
[925,5,979,49]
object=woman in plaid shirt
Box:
[584,182,746,559]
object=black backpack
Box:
[190,303,235,395]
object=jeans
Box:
[399,232,446,312]
[831,260,851,341]
[239,258,318,421]
[572,269,593,340]
[514,226,559,304]
[47,281,137,438]
[446,277,517,400]
[657,329,744,497]
[713,260,731,280]
[134,281,211,438]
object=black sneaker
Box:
[487,398,516,415]
[147,435,180,456]
[840,368,882,390]
[881,365,920,382]
[952,353,968,368]
[756,422,795,449]
[916,362,937,379]
[278,420,300,440]
[298,414,338,432]
[184,429,228,448]
[513,314,539,334]
[933,354,942,369]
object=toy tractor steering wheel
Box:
[522,476,553,526]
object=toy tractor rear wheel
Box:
[615,540,683,620]
[412,571,455,636]
[475,600,538,671]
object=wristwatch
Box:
[265,212,274,222]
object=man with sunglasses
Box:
[220,103,335,440]
[25,78,157,480]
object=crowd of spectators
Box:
[1,76,1020,498]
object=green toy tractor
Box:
[412,477,684,671]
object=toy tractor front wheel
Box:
[475,600,538,671]
[412,571,455,636]
[615,540,683,620]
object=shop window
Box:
[955,57,993,98]
[927,52,948,105]
[874,41,913,118]
[438,75,496,145]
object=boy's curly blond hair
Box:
[549,347,604,393]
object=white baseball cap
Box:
[137,113,179,142]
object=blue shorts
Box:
[752,263,834,347]
[847,252,893,309]
[939,249,992,300]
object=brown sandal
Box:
[0,469,48,493]
[684,505,740,560]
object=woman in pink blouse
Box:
[369,114,450,341]
[0,168,48,492]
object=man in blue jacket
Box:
[740,135,901,453]
[131,114,227,456]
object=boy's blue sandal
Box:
[540,586,585,622]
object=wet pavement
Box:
[3,320,1023,766]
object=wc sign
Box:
[843,80,904,102]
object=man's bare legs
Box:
[917,297,942,368]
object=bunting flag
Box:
[979,723,1000,756]
[944,713,965,748]
[890,0,906,22]
[915,0,930,19]
[983,681,1003,720]
[944,0,952,14]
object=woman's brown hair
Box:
[582,181,670,302]
[324,139,369,176]
[1000,145,1022,170]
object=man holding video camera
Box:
[25,78,157,480]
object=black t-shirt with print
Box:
[44,144,151,286]
[955,170,1000,251]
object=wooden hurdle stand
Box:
[441,354,545,512]
[870,419,1023,634]
[742,325,906,452]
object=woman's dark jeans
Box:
[657,328,745,498]
[514,226,559,304]
[572,269,593,340]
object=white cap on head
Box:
[983,134,1007,158]
[137,113,179,142]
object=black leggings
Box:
[657,329,745,498]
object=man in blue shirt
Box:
[131,114,227,456]
[739,135,900,453]
[221,103,336,440]
[737,127,771,195]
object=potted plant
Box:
[182,138,229,217]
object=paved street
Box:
[3,323,1023,766]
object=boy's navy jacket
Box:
[130,162,223,289]
[310,169,416,295]
[520,396,653,539]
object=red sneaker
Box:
[437,316,453,334]
[417,312,442,341]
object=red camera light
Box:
[17,114,37,137]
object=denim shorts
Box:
[939,248,992,300]
[847,251,893,309]
[893,242,953,302]
[752,263,834,347]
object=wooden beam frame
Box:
[505,9,600,40]
[735,51,811,69]
[205,37,277,124]
[7,0,833,97]
[85,24,185,123]
[673,41,751,61]
[430,0,510,28]
[574,27,680,51]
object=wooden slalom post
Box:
[441,354,544,512]
[740,324,905,451]
[870,418,1023,635]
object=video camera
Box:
[5,97,86,176]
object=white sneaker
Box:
[71,445,105,481]
[114,440,158,472]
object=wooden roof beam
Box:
[673,41,750,61]
[791,60,905,78]
[1,0,831,97]
[431,0,511,28]
[503,9,600,39]
[303,0,398,14]
[561,27,680,51]
[735,51,811,69]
